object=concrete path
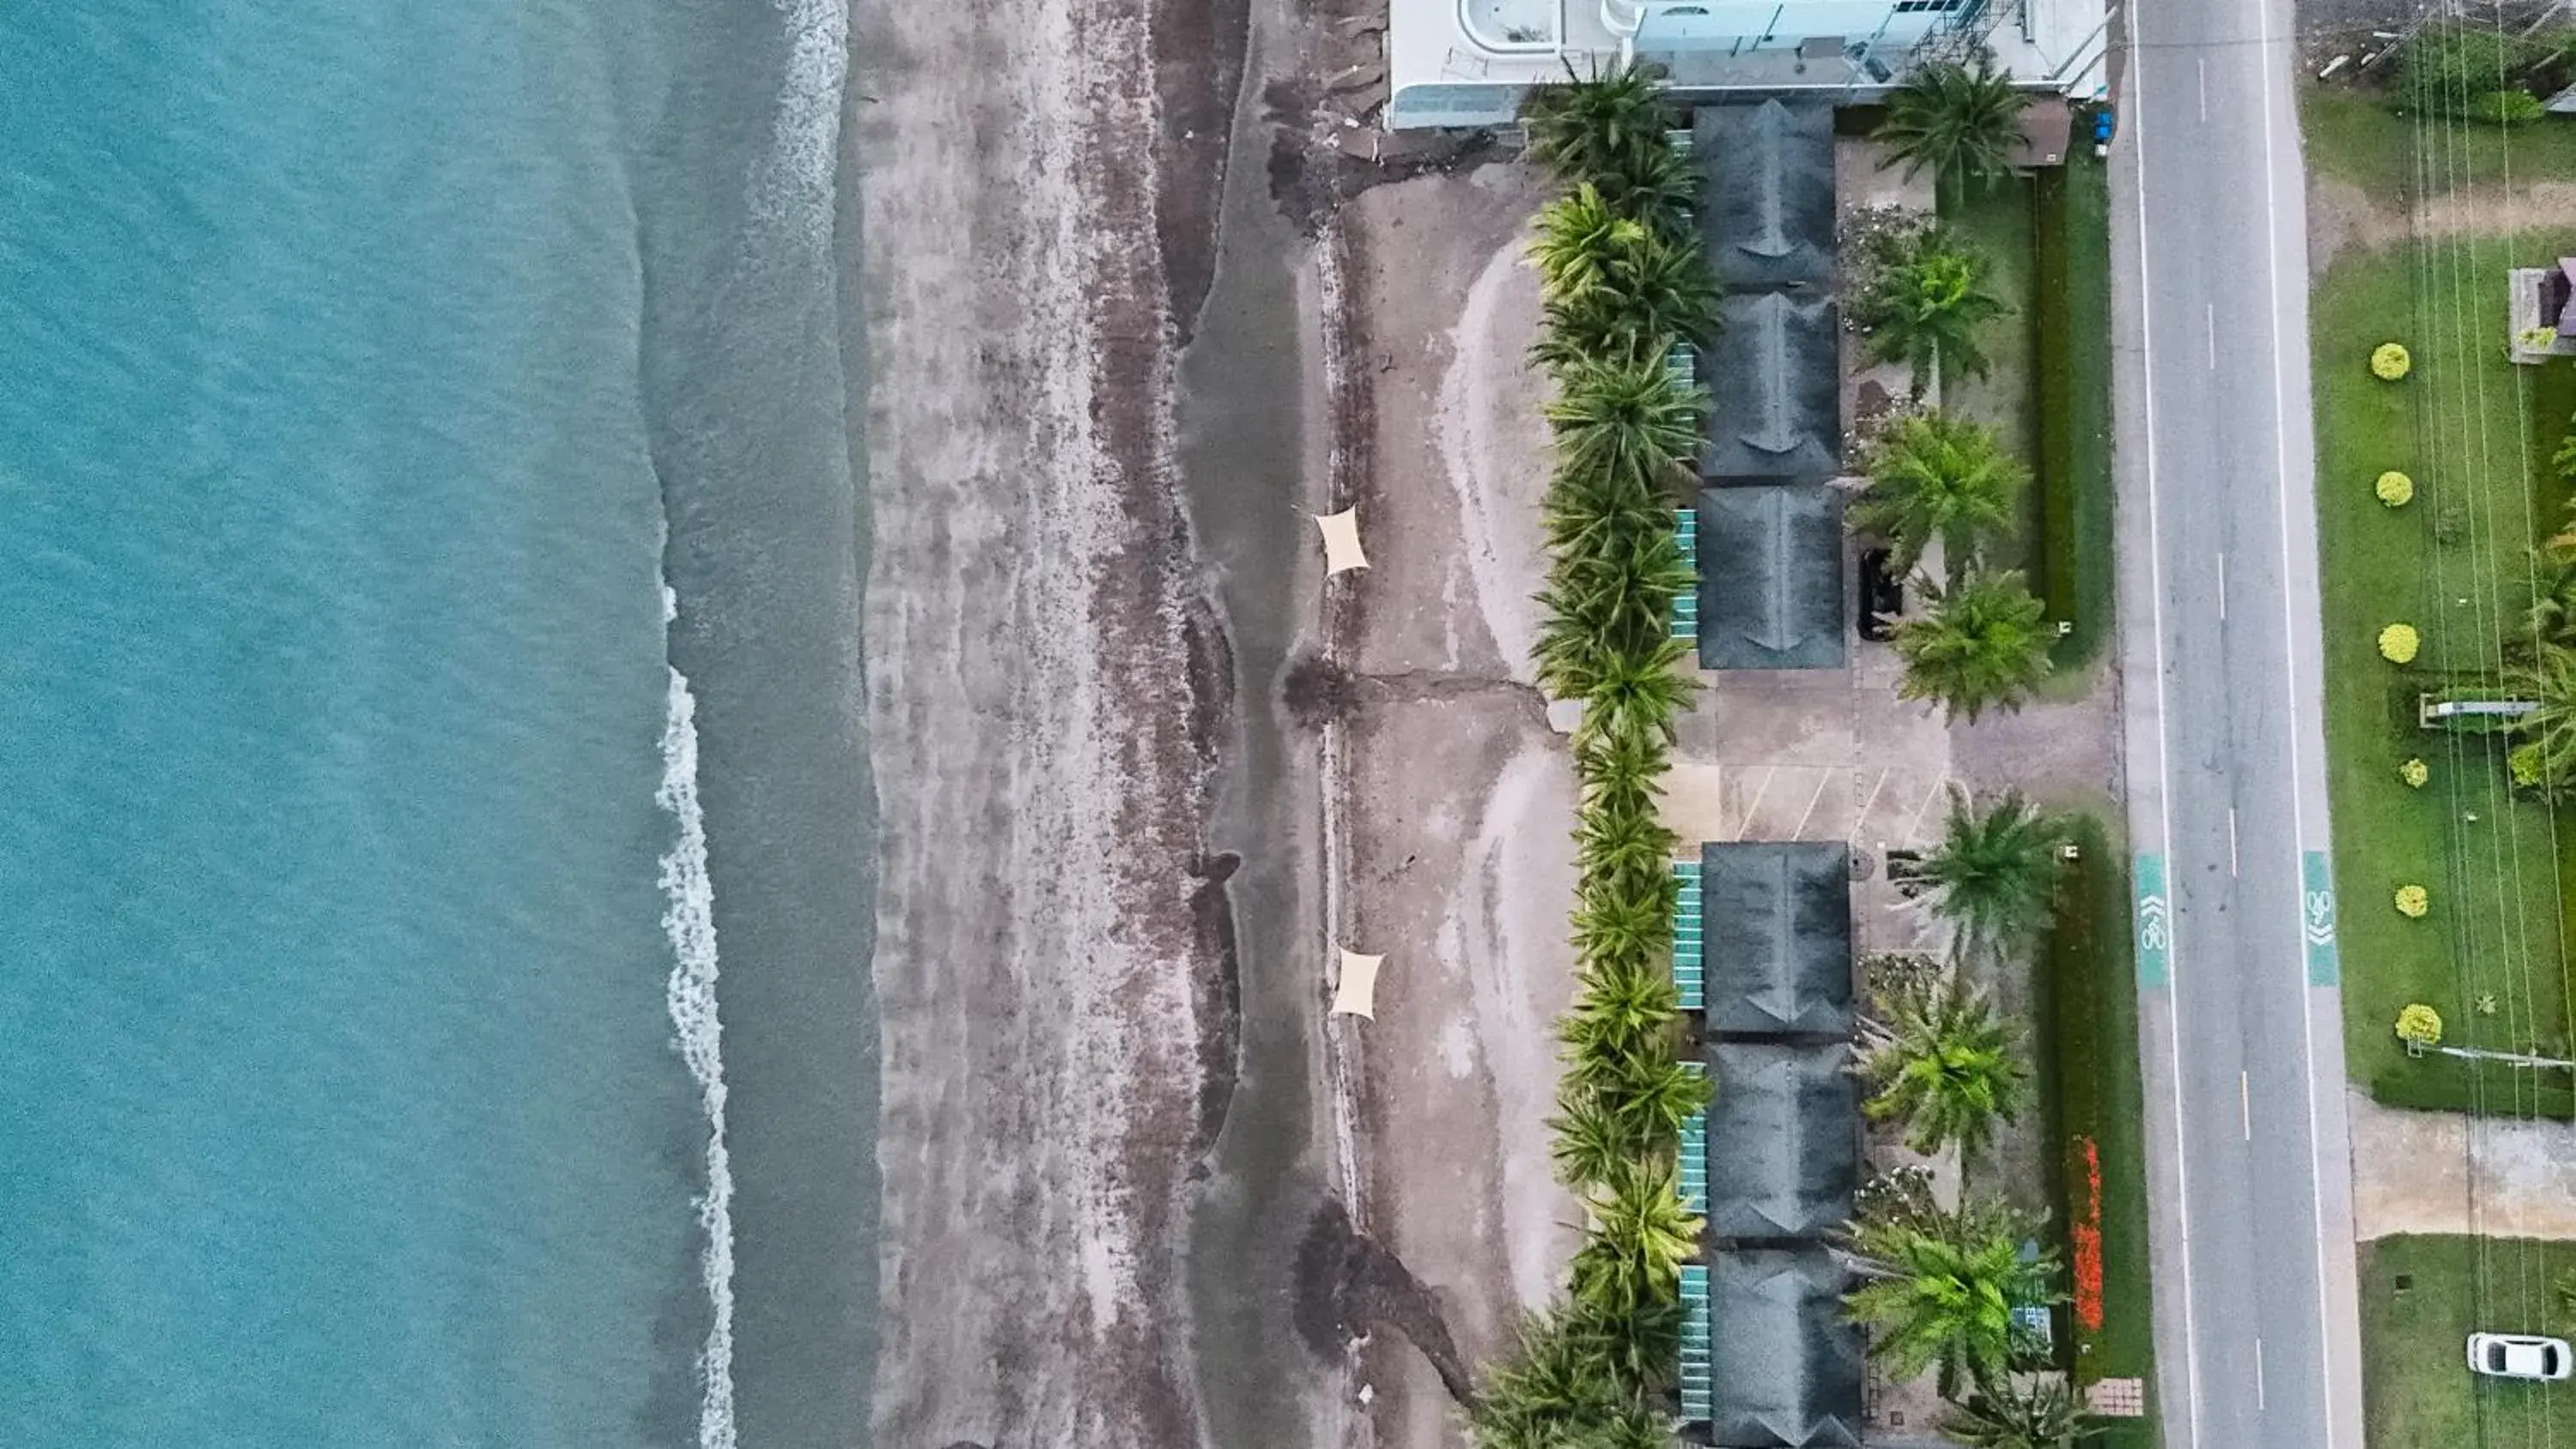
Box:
[2349,1091,2576,1242]
[2111,0,2368,1443]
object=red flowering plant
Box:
[2069,1136,2105,1333]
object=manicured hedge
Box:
[2371,1062,2576,1120]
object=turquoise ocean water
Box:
[0,3,878,1445]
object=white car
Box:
[2468,1333,2573,1381]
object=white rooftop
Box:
[1388,0,2111,129]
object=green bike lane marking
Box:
[2301,849,2339,987]
[2134,851,2170,990]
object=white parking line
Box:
[1903,774,1950,846]
[1789,770,1832,841]
[1852,766,1893,835]
[1735,766,1776,841]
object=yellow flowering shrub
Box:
[2395,884,2430,918]
[2376,470,2414,506]
[2379,623,2420,663]
[2372,343,2412,379]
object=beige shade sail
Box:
[1314,508,1369,574]
[1331,949,1383,1018]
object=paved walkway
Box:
[2349,1089,2576,1242]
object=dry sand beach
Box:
[851,0,1571,1438]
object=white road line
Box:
[2241,1070,2252,1139]
[2256,1337,2268,1410]
[2229,808,2240,876]
[2207,302,2218,369]
[2130,27,2210,1447]
[2218,550,2227,620]
[2255,0,2348,1433]
[2198,58,2209,123]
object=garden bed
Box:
[2036,812,2159,1445]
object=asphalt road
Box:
[2108,0,2369,1446]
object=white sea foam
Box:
[753,0,849,260]
[658,665,738,1449]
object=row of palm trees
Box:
[1848,788,2094,1442]
[1467,64,1714,1447]
[1857,58,2105,1447]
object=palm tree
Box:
[1850,229,2007,396]
[1944,1376,2099,1448]
[1893,569,2053,723]
[1571,1154,1704,1327]
[1530,222,1721,374]
[1575,798,1680,907]
[1560,955,1680,1070]
[1543,355,1705,486]
[2522,543,2576,658]
[1859,978,2032,1158]
[1549,1088,1635,1188]
[1530,185,1642,300]
[1845,1197,2059,1397]
[1915,787,2065,961]
[1876,56,2032,197]
[2506,643,2576,795]
[1521,64,1694,223]
[1569,637,1698,758]
[1570,1043,1709,1152]
[1852,411,2029,581]
[1463,1306,1633,1447]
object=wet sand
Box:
[849,0,1234,1436]
[851,0,1568,1432]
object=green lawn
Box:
[2034,157,2116,674]
[1938,153,2117,681]
[2312,226,2576,1094]
[2305,86,2576,197]
[1940,175,2039,569]
[2363,1235,2576,1447]
[2036,813,2158,1444]
[2303,77,2576,1089]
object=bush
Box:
[2379,622,2421,663]
[2396,1003,2444,1047]
[2476,88,2548,127]
[2372,343,2412,380]
[2397,26,2543,118]
[2400,757,2431,789]
[2395,883,2431,918]
[2513,741,2548,789]
[2376,470,2415,506]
